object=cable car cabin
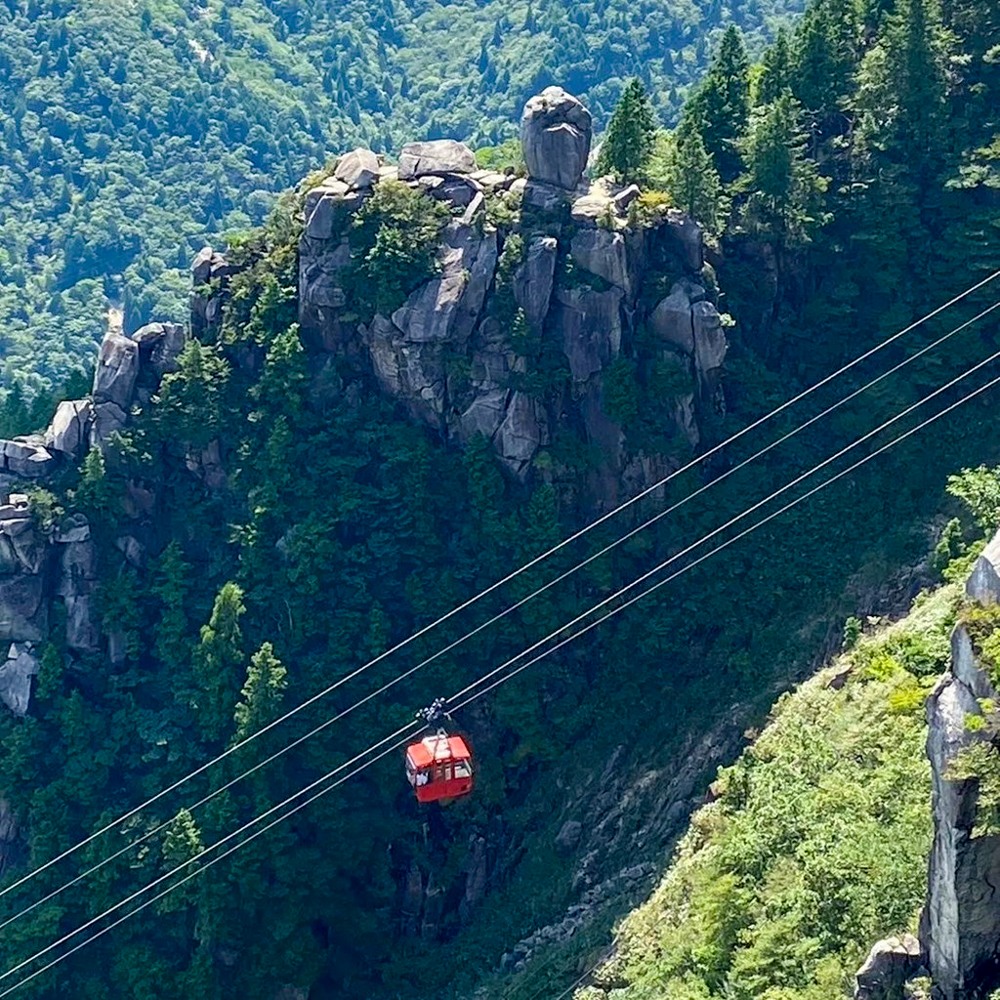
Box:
[405,732,474,804]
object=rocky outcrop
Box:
[521,87,593,190]
[922,533,1000,999]
[191,247,237,339]
[854,935,923,1000]
[296,88,723,502]
[651,279,726,403]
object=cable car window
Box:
[454,761,471,778]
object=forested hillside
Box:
[0,0,997,997]
[0,0,804,398]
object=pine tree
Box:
[755,27,793,105]
[793,0,860,133]
[193,582,247,743]
[683,26,751,181]
[233,642,288,744]
[596,78,657,182]
[666,118,724,234]
[737,93,828,247]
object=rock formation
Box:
[298,89,727,501]
[922,532,1000,999]
[854,935,923,1000]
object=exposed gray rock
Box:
[89,401,128,450]
[0,642,39,716]
[523,180,569,214]
[923,534,1000,1000]
[4,516,47,575]
[571,191,614,224]
[93,331,140,410]
[398,140,476,180]
[0,575,45,643]
[967,533,1000,604]
[555,820,583,855]
[379,165,400,183]
[552,286,623,383]
[425,175,482,209]
[854,935,923,1000]
[458,390,509,443]
[304,183,367,240]
[663,209,705,273]
[613,184,641,213]
[44,399,93,458]
[513,237,558,330]
[570,228,630,293]
[651,288,695,354]
[692,300,727,387]
[471,170,514,192]
[335,148,380,190]
[132,322,185,380]
[392,224,497,345]
[521,87,593,190]
[55,513,91,545]
[1,440,57,478]
[674,393,700,449]
[495,392,544,479]
[65,595,99,654]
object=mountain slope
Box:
[0,0,806,398]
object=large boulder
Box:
[692,300,727,389]
[334,148,380,190]
[303,182,367,240]
[458,390,509,444]
[132,322,185,381]
[93,331,140,410]
[44,399,93,458]
[398,140,476,180]
[513,237,558,331]
[651,287,696,354]
[391,224,498,345]
[1,440,57,478]
[854,935,923,1000]
[494,392,544,480]
[0,642,39,716]
[521,87,593,190]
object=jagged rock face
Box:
[650,280,726,401]
[0,642,39,716]
[93,331,140,410]
[923,535,1000,999]
[521,87,593,190]
[191,247,237,339]
[297,88,725,503]
[513,237,558,330]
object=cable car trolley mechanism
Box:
[405,699,474,804]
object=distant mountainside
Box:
[0,0,805,397]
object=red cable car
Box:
[405,730,474,804]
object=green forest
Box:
[0,0,804,398]
[0,0,998,997]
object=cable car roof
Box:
[406,734,471,768]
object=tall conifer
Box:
[596,78,657,182]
